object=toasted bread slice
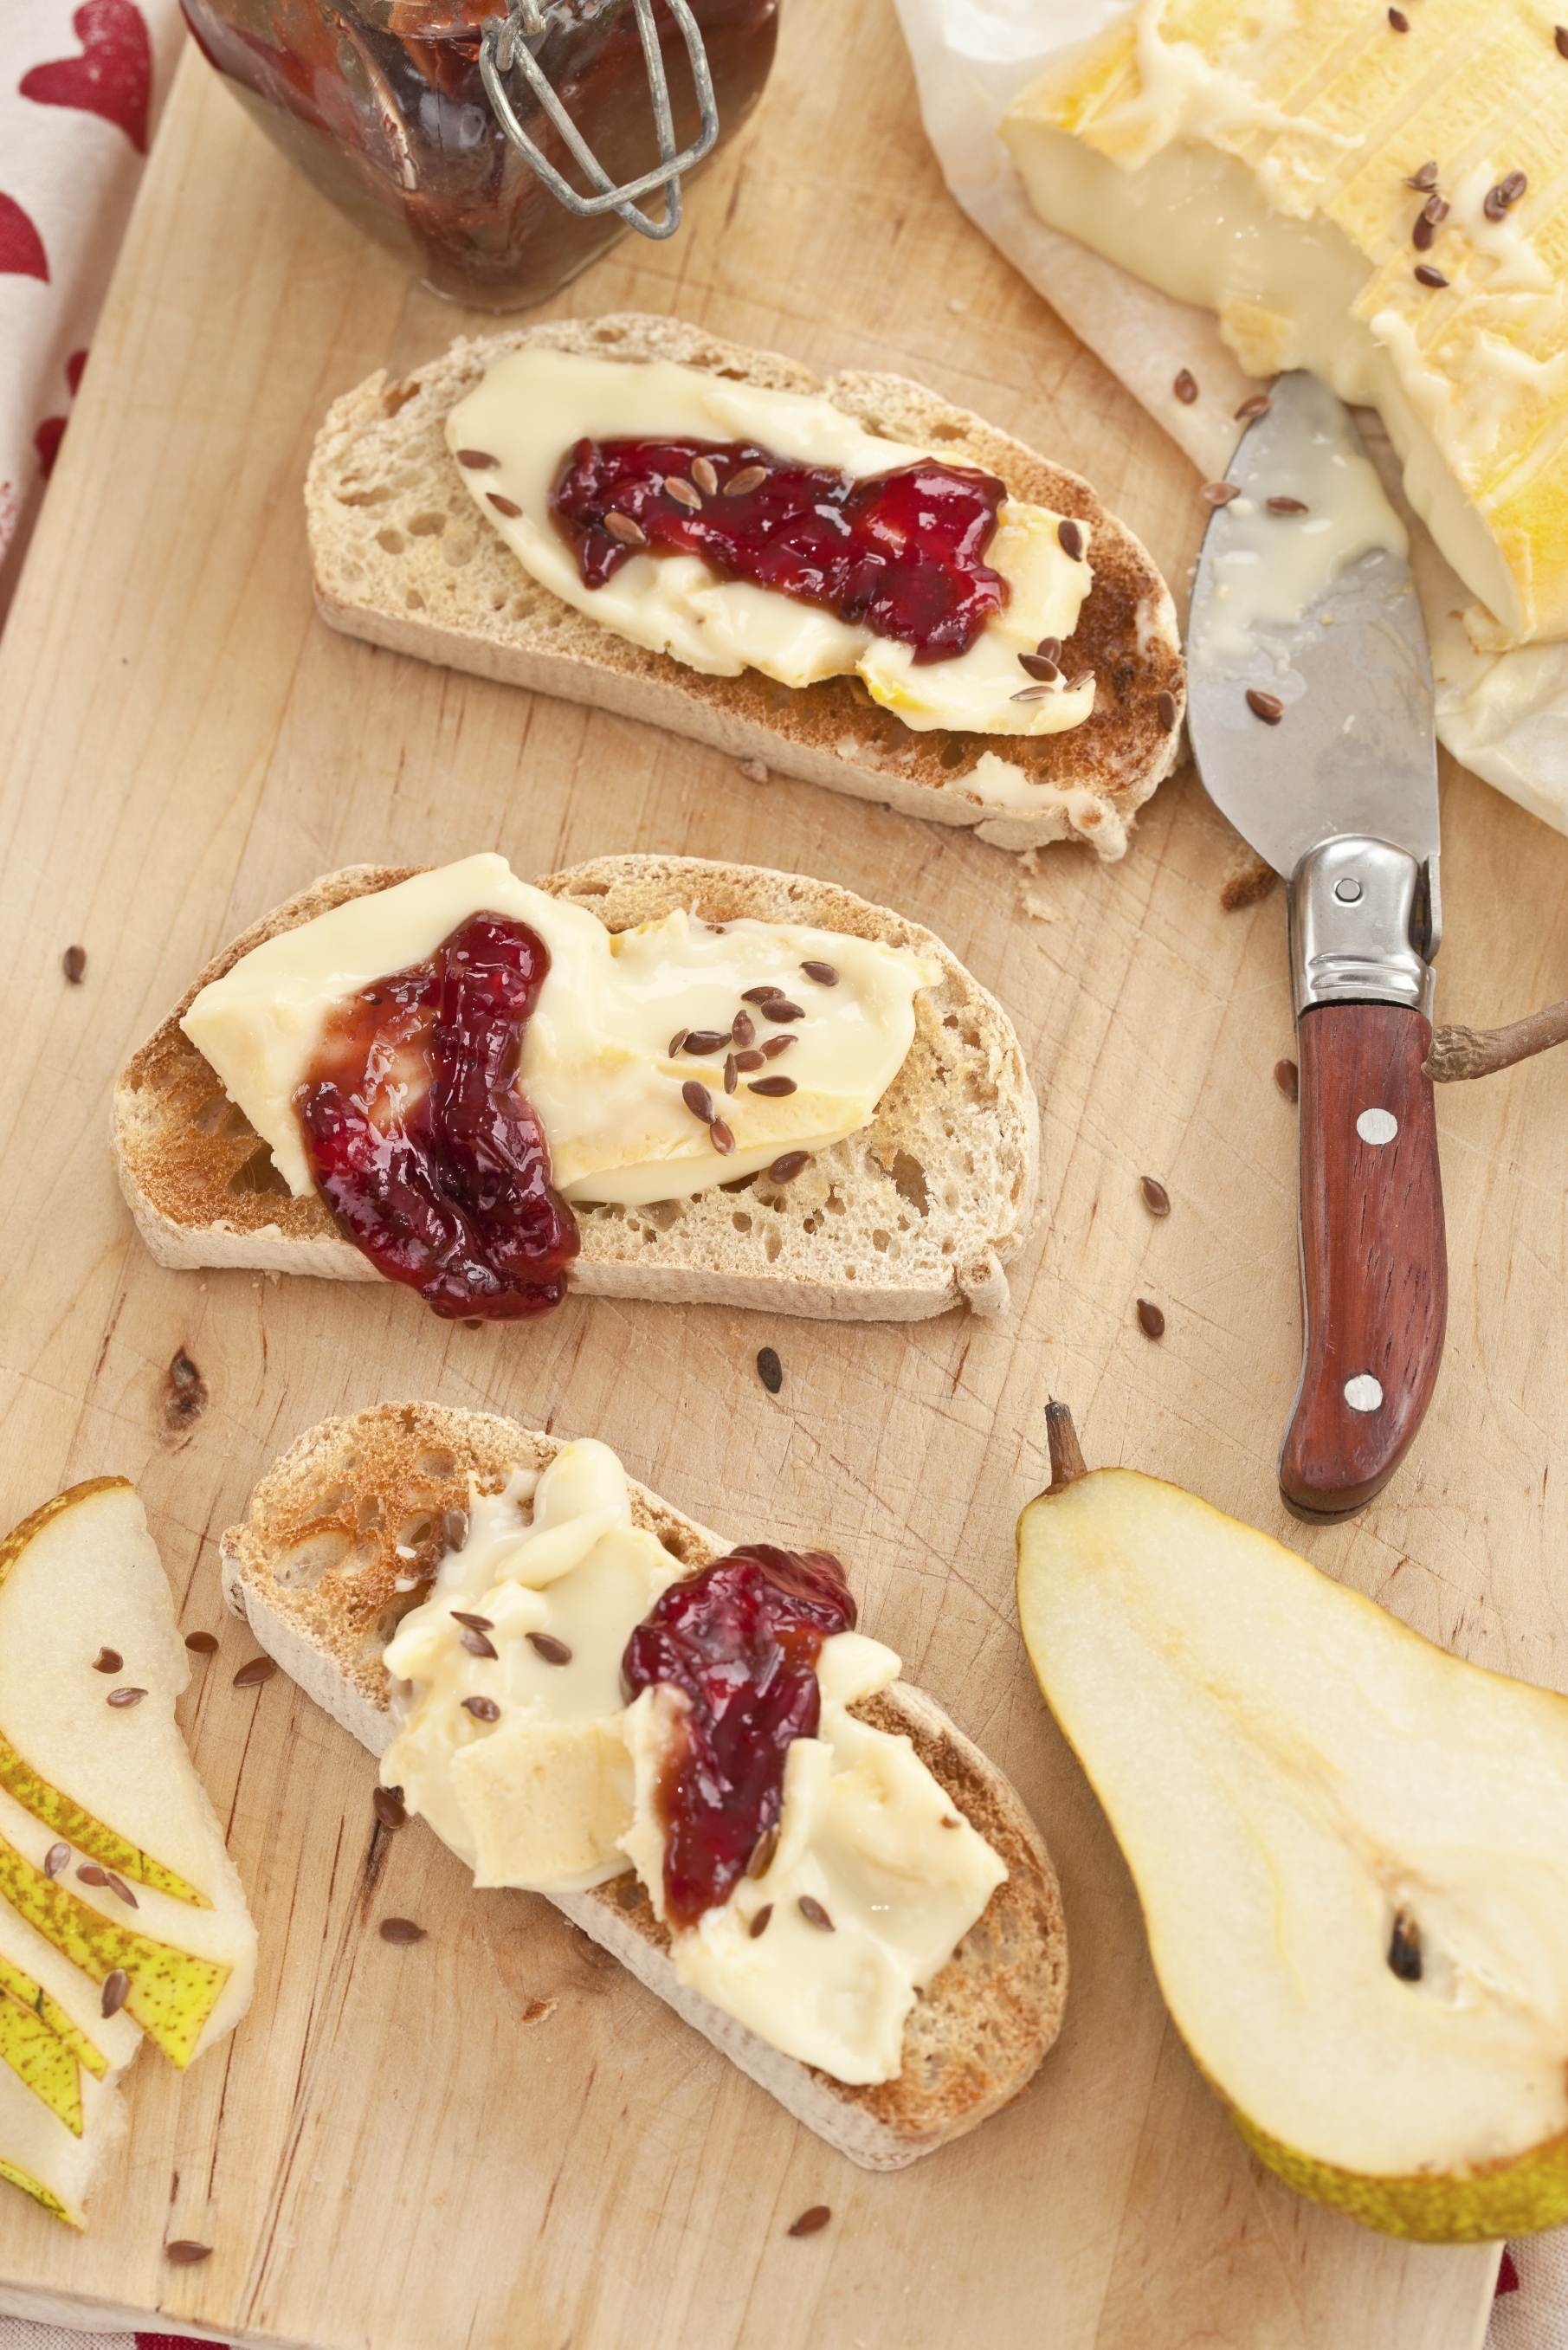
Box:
[112,854,1040,1323]
[306,313,1184,860]
[220,1402,1068,2168]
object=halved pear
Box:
[1016,1413,1568,2242]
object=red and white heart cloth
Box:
[0,2256,1541,2350]
[0,0,184,567]
[0,7,1566,2343]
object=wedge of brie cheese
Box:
[1002,0,1568,649]
[446,348,1097,734]
[181,855,937,1209]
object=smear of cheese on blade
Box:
[1192,377,1409,674]
[180,855,934,1208]
[446,346,1097,737]
[383,1437,1006,2085]
[1002,0,1568,648]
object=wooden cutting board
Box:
[0,0,1546,2337]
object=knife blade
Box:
[1187,371,1445,1521]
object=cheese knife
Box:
[1186,371,1444,1521]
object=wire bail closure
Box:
[479,0,719,242]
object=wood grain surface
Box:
[1281,1004,1448,1520]
[0,0,1544,2340]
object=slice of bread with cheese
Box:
[219,1401,1069,2169]
[305,313,1184,860]
[1002,1,1568,651]
[112,854,1040,1322]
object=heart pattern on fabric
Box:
[0,192,49,282]
[21,0,152,154]
[35,350,91,479]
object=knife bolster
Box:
[1288,838,1438,1022]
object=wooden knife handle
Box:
[1278,1002,1447,1520]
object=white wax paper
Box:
[892,0,1568,834]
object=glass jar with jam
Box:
[180,0,779,310]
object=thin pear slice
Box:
[0,2041,132,2229]
[1016,1448,1568,2242]
[0,1483,205,1903]
[0,1940,117,2140]
[0,1723,205,1908]
[0,1990,87,2138]
[0,2155,74,2229]
[0,1479,257,2066]
[0,1952,108,2084]
[0,1482,210,1902]
[0,1830,228,2070]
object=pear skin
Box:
[0,1728,207,1909]
[0,1832,229,2069]
[1232,2106,1568,2243]
[0,2153,75,2229]
[0,1952,107,2082]
[0,1991,84,2138]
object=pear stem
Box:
[1424,996,1568,1082]
[1045,1400,1089,1491]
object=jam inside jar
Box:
[179,0,780,309]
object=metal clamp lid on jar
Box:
[479,0,719,241]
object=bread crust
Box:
[112,855,1041,1324]
[306,313,1185,859]
[220,1402,1069,2168]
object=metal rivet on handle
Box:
[1356,1108,1399,1146]
[1333,876,1363,903]
[1344,1374,1384,1412]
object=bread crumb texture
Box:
[221,1401,1068,2160]
[305,313,1184,857]
[113,855,1042,1323]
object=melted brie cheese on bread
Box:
[180,855,936,1209]
[447,348,1098,733]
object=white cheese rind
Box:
[445,347,1097,736]
[181,854,934,1209]
[1000,3,1568,647]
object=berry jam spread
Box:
[294,914,578,1321]
[623,1546,856,1931]
[552,438,1010,662]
